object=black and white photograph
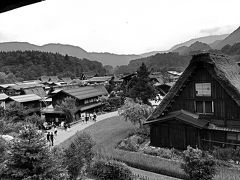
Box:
[1,0,240,179]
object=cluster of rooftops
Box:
[0,75,116,110]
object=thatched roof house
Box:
[145,53,240,150]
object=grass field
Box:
[59,115,240,180]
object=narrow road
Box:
[47,111,118,146]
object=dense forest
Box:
[115,52,191,74]
[0,51,106,80]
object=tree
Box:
[56,97,77,124]
[25,114,44,129]
[57,71,76,79]
[181,146,216,180]
[127,63,156,105]
[2,123,68,179]
[118,98,153,128]
[4,102,28,123]
[64,132,95,180]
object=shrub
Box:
[142,146,181,160]
[212,147,233,161]
[212,147,240,163]
[64,132,95,180]
[118,135,145,152]
[91,159,133,180]
[2,124,68,180]
[102,96,123,112]
[181,146,216,180]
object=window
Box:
[195,101,214,114]
[195,83,211,96]
[227,133,240,141]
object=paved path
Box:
[47,111,118,146]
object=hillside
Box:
[0,42,141,67]
[0,51,106,80]
[170,34,228,51]
[215,26,240,49]
[115,53,191,74]
[172,41,211,55]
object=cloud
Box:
[200,25,236,35]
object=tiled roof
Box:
[87,76,112,82]
[145,109,209,128]
[0,84,15,88]
[80,102,102,111]
[23,87,46,97]
[8,94,42,103]
[0,93,8,100]
[208,124,240,132]
[61,85,108,100]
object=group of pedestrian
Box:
[81,112,97,123]
[46,132,55,146]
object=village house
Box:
[42,85,108,124]
[5,94,42,115]
[145,53,240,150]
[0,93,9,109]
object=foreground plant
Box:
[181,146,216,180]
[1,123,68,180]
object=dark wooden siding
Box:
[150,120,201,150]
[169,66,240,128]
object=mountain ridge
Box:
[215,26,240,49]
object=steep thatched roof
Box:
[147,53,240,121]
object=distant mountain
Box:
[0,50,106,80]
[172,46,190,55]
[173,41,212,55]
[140,51,168,58]
[170,34,228,51]
[0,42,141,67]
[115,52,191,75]
[209,40,223,49]
[90,52,140,67]
[215,26,240,50]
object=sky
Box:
[0,0,240,54]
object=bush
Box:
[212,147,240,163]
[118,135,145,152]
[181,146,216,180]
[142,146,181,160]
[102,96,123,112]
[64,132,95,180]
[91,159,133,180]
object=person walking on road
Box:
[50,132,54,146]
[93,112,97,122]
[46,132,50,143]
[54,127,57,136]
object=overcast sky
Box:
[0,0,240,54]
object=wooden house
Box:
[42,85,108,123]
[145,53,240,150]
[0,93,9,109]
[5,94,42,115]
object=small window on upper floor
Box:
[195,83,211,97]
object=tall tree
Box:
[128,63,156,105]
[119,98,153,128]
[2,124,68,180]
[56,97,77,124]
